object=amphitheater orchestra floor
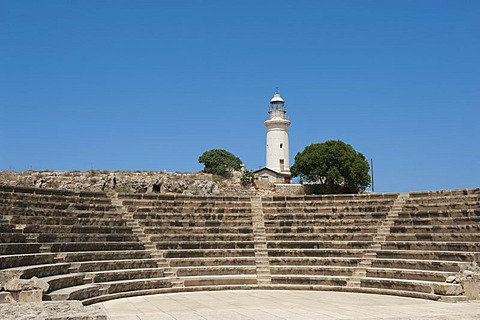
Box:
[99,290,480,320]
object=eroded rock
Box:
[5,277,49,292]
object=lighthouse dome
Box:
[270,93,284,104]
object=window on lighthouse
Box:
[280,143,283,149]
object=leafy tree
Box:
[291,140,370,194]
[198,149,242,177]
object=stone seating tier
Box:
[267,241,374,250]
[42,273,87,293]
[371,258,470,272]
[2,263,71,280]
[143,226,254,234]
[0,199,116,212]
[390,224,480,233]
[265,225,379,233]
[405,199,480,208]
[396,209,479,219]
[271,275,348,286]
[265,218,387,227]
[47,277,171,302]
[380,241,480,252]
[7,216,128,227]
[73,259,159,272]
[0,195,112,207]
[360,278,462,296]
[394,216,480,226]
[266,233,376,241]
[0,185,107,198]
[118,193,251,201]
[267,248,366,258]
[155,241,255,250]
[375,249,477,262]
[130,207,252,214]
[0,233,28,243]
[57,250,152,262]
[271,265,355,276]
[408,188,480,198]
[22,224,133,234]
[48,242,145,252]
[38,233,137,242]
[269,257,361,266]
[0,243,42,255]
[261,193,398,201]
[3,207,119,219]
[85,268,165,283]
[385,233,480,242]
[176,266,256,277]
[402,203,480,212]
[137,220,253,229]
[164,249,255,259]
[264,213,388,222]
[366,267,455,282]
[168,257,256,267]
[0,253,56,269]
[181,275,257,288]
[149,234,253,242]
[134,212,251,220]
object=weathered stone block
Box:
[11,289,43,302]
[0,270,23,290]
[5,277,49,292]
[433,283,463,296]
[0,292,14,303]
[463,279,480,300]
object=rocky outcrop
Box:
[0,301,106,320]
[4,277,49,292]
[0,277,50,303]
[0,170,273,196]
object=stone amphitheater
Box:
[0,183,479,319]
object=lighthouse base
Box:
[254,167,291,184]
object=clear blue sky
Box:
[1,1,479,193]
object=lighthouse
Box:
[255,89,292,184]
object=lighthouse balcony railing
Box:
[265,116,289,121]
[268,104,286,111]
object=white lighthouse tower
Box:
[265,89,291,173]
[255,89,291,184]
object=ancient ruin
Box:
[0,182,479,318]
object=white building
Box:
[255,89,292,184]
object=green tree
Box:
[198,149,242,177]
[291,140,370,194]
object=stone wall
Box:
[0,170,275,196]
[274,183,304,195]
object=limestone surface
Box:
[0,301,107,320]
[5,277,49,292]
[0,170,271,196]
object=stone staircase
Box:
[110,195,183,289]
[346,193,409,287]
[250,197,271,287]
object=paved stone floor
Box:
[99,290,480,320]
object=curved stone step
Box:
[361,277,463,296]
